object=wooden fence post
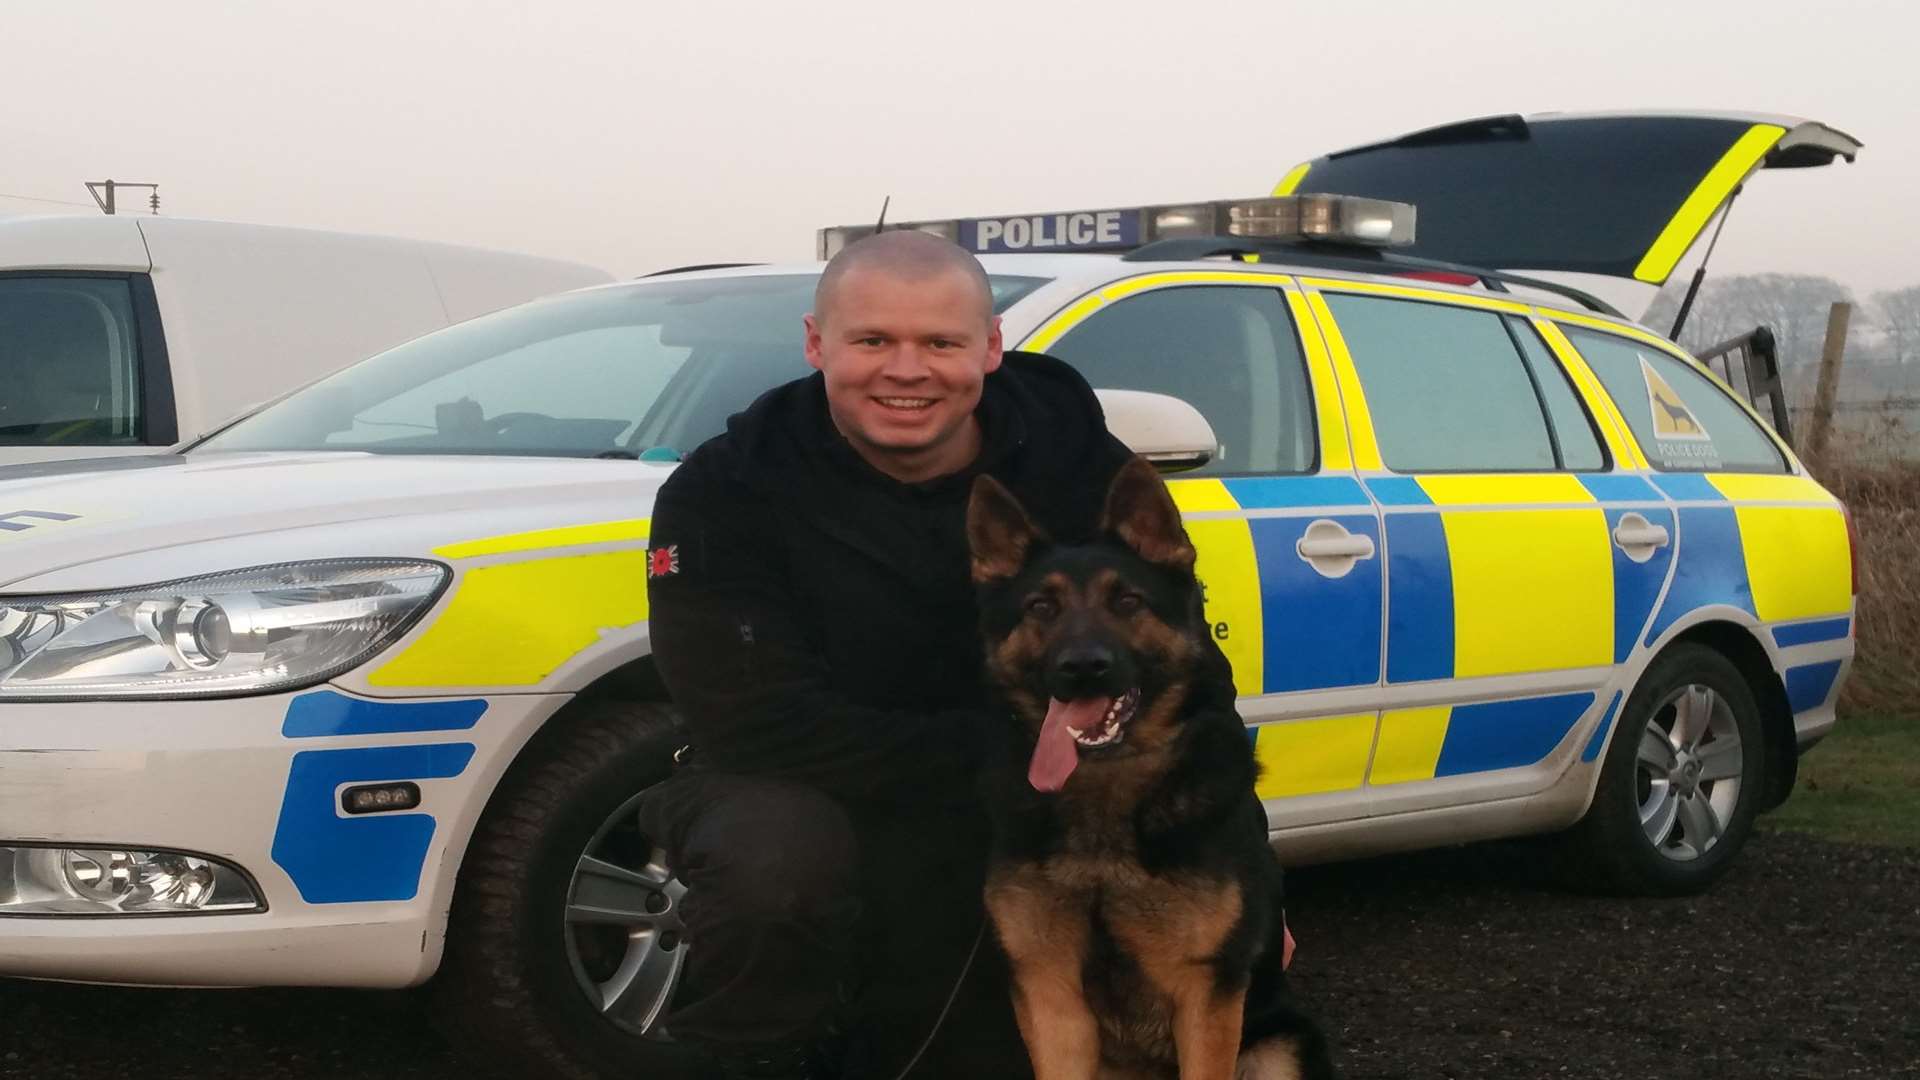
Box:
[1804,301,1853,462]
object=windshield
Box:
[198,273,1047,460]
[0,277,144,446]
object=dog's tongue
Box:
[1029,697,1109,793]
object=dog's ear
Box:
[1100,456,1196,574]
[968,475,1047,583]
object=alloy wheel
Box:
[562,789,688,1037]
[1635,683,1744,861]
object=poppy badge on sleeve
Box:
[648,545,681,579]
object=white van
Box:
[0,214,612,464]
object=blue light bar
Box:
[817,195,1415,259]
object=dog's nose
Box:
[1054,645,1113,685]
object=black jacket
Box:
[645,351,1133,812]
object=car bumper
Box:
[1779,638,1853,753]
[0,686,559,988]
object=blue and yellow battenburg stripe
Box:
[1166,475,1382,698]
[1367,473,1644,683]
[1374,692,1596,785]
[1644,473,1850,647]
[1246,692,1600,798]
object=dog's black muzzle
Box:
[1044,622,1137,702]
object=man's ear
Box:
[1100,456,1196,574]
[967,475,1046,583]
[803,312,826,372]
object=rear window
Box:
[1324,293,1558,472]
[1562,327,1787,473]
[0,277,142,446]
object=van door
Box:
[1304,281,1655,813]
[0,272,176,464]
[1023,274,1384,827]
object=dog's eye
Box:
[1025,596,1059,621]
[1112,592,1146,615]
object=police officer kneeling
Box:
[639,231,1133,1079]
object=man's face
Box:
[804,265,1004,482]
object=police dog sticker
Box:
[1639,355,1708,441]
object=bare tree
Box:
[1644,281,1756,354]
[1872,286,1920,367]
[1641,274,1854,401]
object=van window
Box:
[1561,327,1787,473]
[0,277,142,446]
[1325,293,1555,472]
[1507,317,1606,471]
[1044,285,1315,474]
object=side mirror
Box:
[1093,389,1217,473]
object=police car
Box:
[0,111,1861,1079]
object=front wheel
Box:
[1564,644,1767,896]
[432,698,708,1079]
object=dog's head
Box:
[967,457,1207,793]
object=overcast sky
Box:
[3,0,1915,297]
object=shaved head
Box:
[814,230,994,328]
[802,228,1005,484]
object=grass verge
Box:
[1761,712,1920,849]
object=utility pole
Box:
[84,180,160,215]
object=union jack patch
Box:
[648,545,681,579]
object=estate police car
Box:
[0,112,1862,1079]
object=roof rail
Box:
[640,262,762,277]
[1120,237,1622,318]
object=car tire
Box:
[432,696,710,1080]
[1564,643,1767,897]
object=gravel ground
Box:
[4,830,1916,1079]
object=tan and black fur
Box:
[968,457,1335,1080]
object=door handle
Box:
[1298,534,1376,559]
[1295,519,1376,579]
[1612,512,1670,563]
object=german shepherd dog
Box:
[966,457,1335,1080]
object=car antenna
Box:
[874,195,890,233]
[1668,184,1741,341]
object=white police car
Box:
[0,111,1860,1078]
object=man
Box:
[639,230,1134,1079]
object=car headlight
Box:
[0,560,447,700]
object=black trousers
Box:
[636,770,1031,1080]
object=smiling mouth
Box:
[874,397,936,411]
[1067,688,1140,748]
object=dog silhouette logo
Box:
[1638,355,1709,441]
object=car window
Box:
[1324,293,1555,472]
[1507,317,1606,471]
[1043,285,1315,475]
[324,325,686,452]
[200,273,1048,459]
[0,277,142,446]
[1561,326,1787,473]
